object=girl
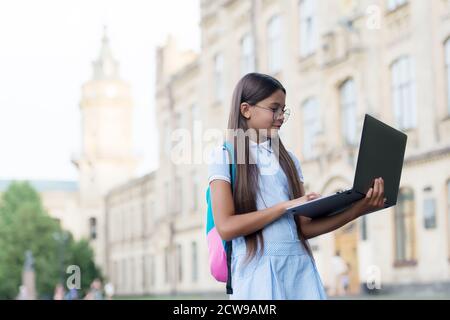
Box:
[208,73,385,300]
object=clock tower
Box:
[73,27,138,270]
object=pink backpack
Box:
[205,142,235,294]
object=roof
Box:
[0,180,79,193]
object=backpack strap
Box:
[223,141,234,295]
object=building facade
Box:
[104,0,450,296]
[105,37,224,296]
[72,27,139,271]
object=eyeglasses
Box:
[251,104,291,122]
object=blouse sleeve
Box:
[207,145,232,185]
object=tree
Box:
[64,235,103,297]
[0,181,101,299]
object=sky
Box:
[0,0,200,181]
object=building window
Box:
[151,255,155,287]
[192,241,198,283]
[124,208,128,241]
[423,188,437,229]
[150,200,156,224]
[129,206,135,240]
[192,172,198,211]
[302,97,321,159]
[121,259,126,292]
[137,206,143,238]
[177,244,183,283]
[214,53,224,103]
[445,38,450,115]
[267,14,282,74]
[191,104,200,128]
[174,176,182,214]
[121,210,125,241]
[165,181,170,215]
[447,180,450,257]
[146,200,152,231]
[240,33,255,76]
[339,79,358,146]
[164,119,171,156]
[191,104,200,155]
[391,56,416,131]
[113,261,118,289]
[143,256,148,291]
[387,0,407,11]
[89,217,97,240]
[174,112,181,130]
[394,188,416,264]
[164,247,169,284]
[109,210,115,243]
[299,0,317,57]
[130,258,135,292]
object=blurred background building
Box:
[104,0,450,297]
[1,28,139,274]
[2,0,450,298]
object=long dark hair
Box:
[226,72,312,262]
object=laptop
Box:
[286,114,408,219]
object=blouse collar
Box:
[249,138,273,153]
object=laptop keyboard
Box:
[335,187,352,194]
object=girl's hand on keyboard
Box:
[283,192,322,211]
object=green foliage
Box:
[0,181,102,299]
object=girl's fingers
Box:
[379,180,384,202]
[376,197,382,207]
[374,178,382,204]
[306,193,317,200]
[372,179,379,206]
[373,178,385,208]
[378,178,384,204]
[374,178,379,198]
[308,192,320,199]
[368,180,376,205]
[366,187,373,199]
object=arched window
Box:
[394,187,416,265]
[267,14,282,73]
[390,56,416,130]
[214,53,224,102]
[339,78,357,146]
[302,97,321,159]
[177,244,183,284]
[446,179,450,258]
[89,217,97,240]
[240,33,255,76]
[444,38,450,115]
[192,241,198,283]
[299,0,317,57]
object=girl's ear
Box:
[240,102,251,119]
